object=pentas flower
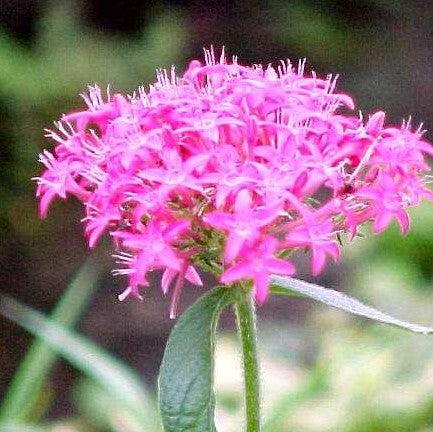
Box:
[221,236,295,303]
[204,189,281,263]
[35,47,433,314]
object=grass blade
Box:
[0,295,159,431]
[0,258,101,422]
[0,424,48,432]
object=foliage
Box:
[3,270,433,431]
[2,1,433,431]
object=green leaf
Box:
[0,295,159,430]
[0,258,101,422]
[271,276,433,334]
[158,286,234,432]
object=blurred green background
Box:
[1,0,433,431]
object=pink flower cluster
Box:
[35,48,433,312]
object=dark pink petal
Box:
[224,232,247,263]
[254,205,281,226]
[265,257,295,276]
[157,247,183,271]
[38,189,57,218]
[185,266,203,286]
[184,153,211,172]
[161,268,177,294]
[311,247,327,276]
[372,211,394,233]
[365,111,385,135]
[119,287,138,301]
[220,261,252,284]
[203,212,235,230]
[395,209,410,234]
[164,220,190,240]
[234,189,253,213]
[254,272,270,304]
[86,219,109,248]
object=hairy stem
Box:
[235,286,261,432]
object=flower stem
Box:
[235,286,261,432]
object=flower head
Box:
[35,47,433,311]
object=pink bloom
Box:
[161,265,203,295]
[34,150,90,217]
[357,173,411,234]
[113,218,188,268]
[162,263,203,319]
[365,111,385,136]
[204,189,281,262]
[221,237,295,303]
[137,148,206,193]
[284,204,340,275]
[34,48,433,312]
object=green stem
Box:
[235,286,261,432]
